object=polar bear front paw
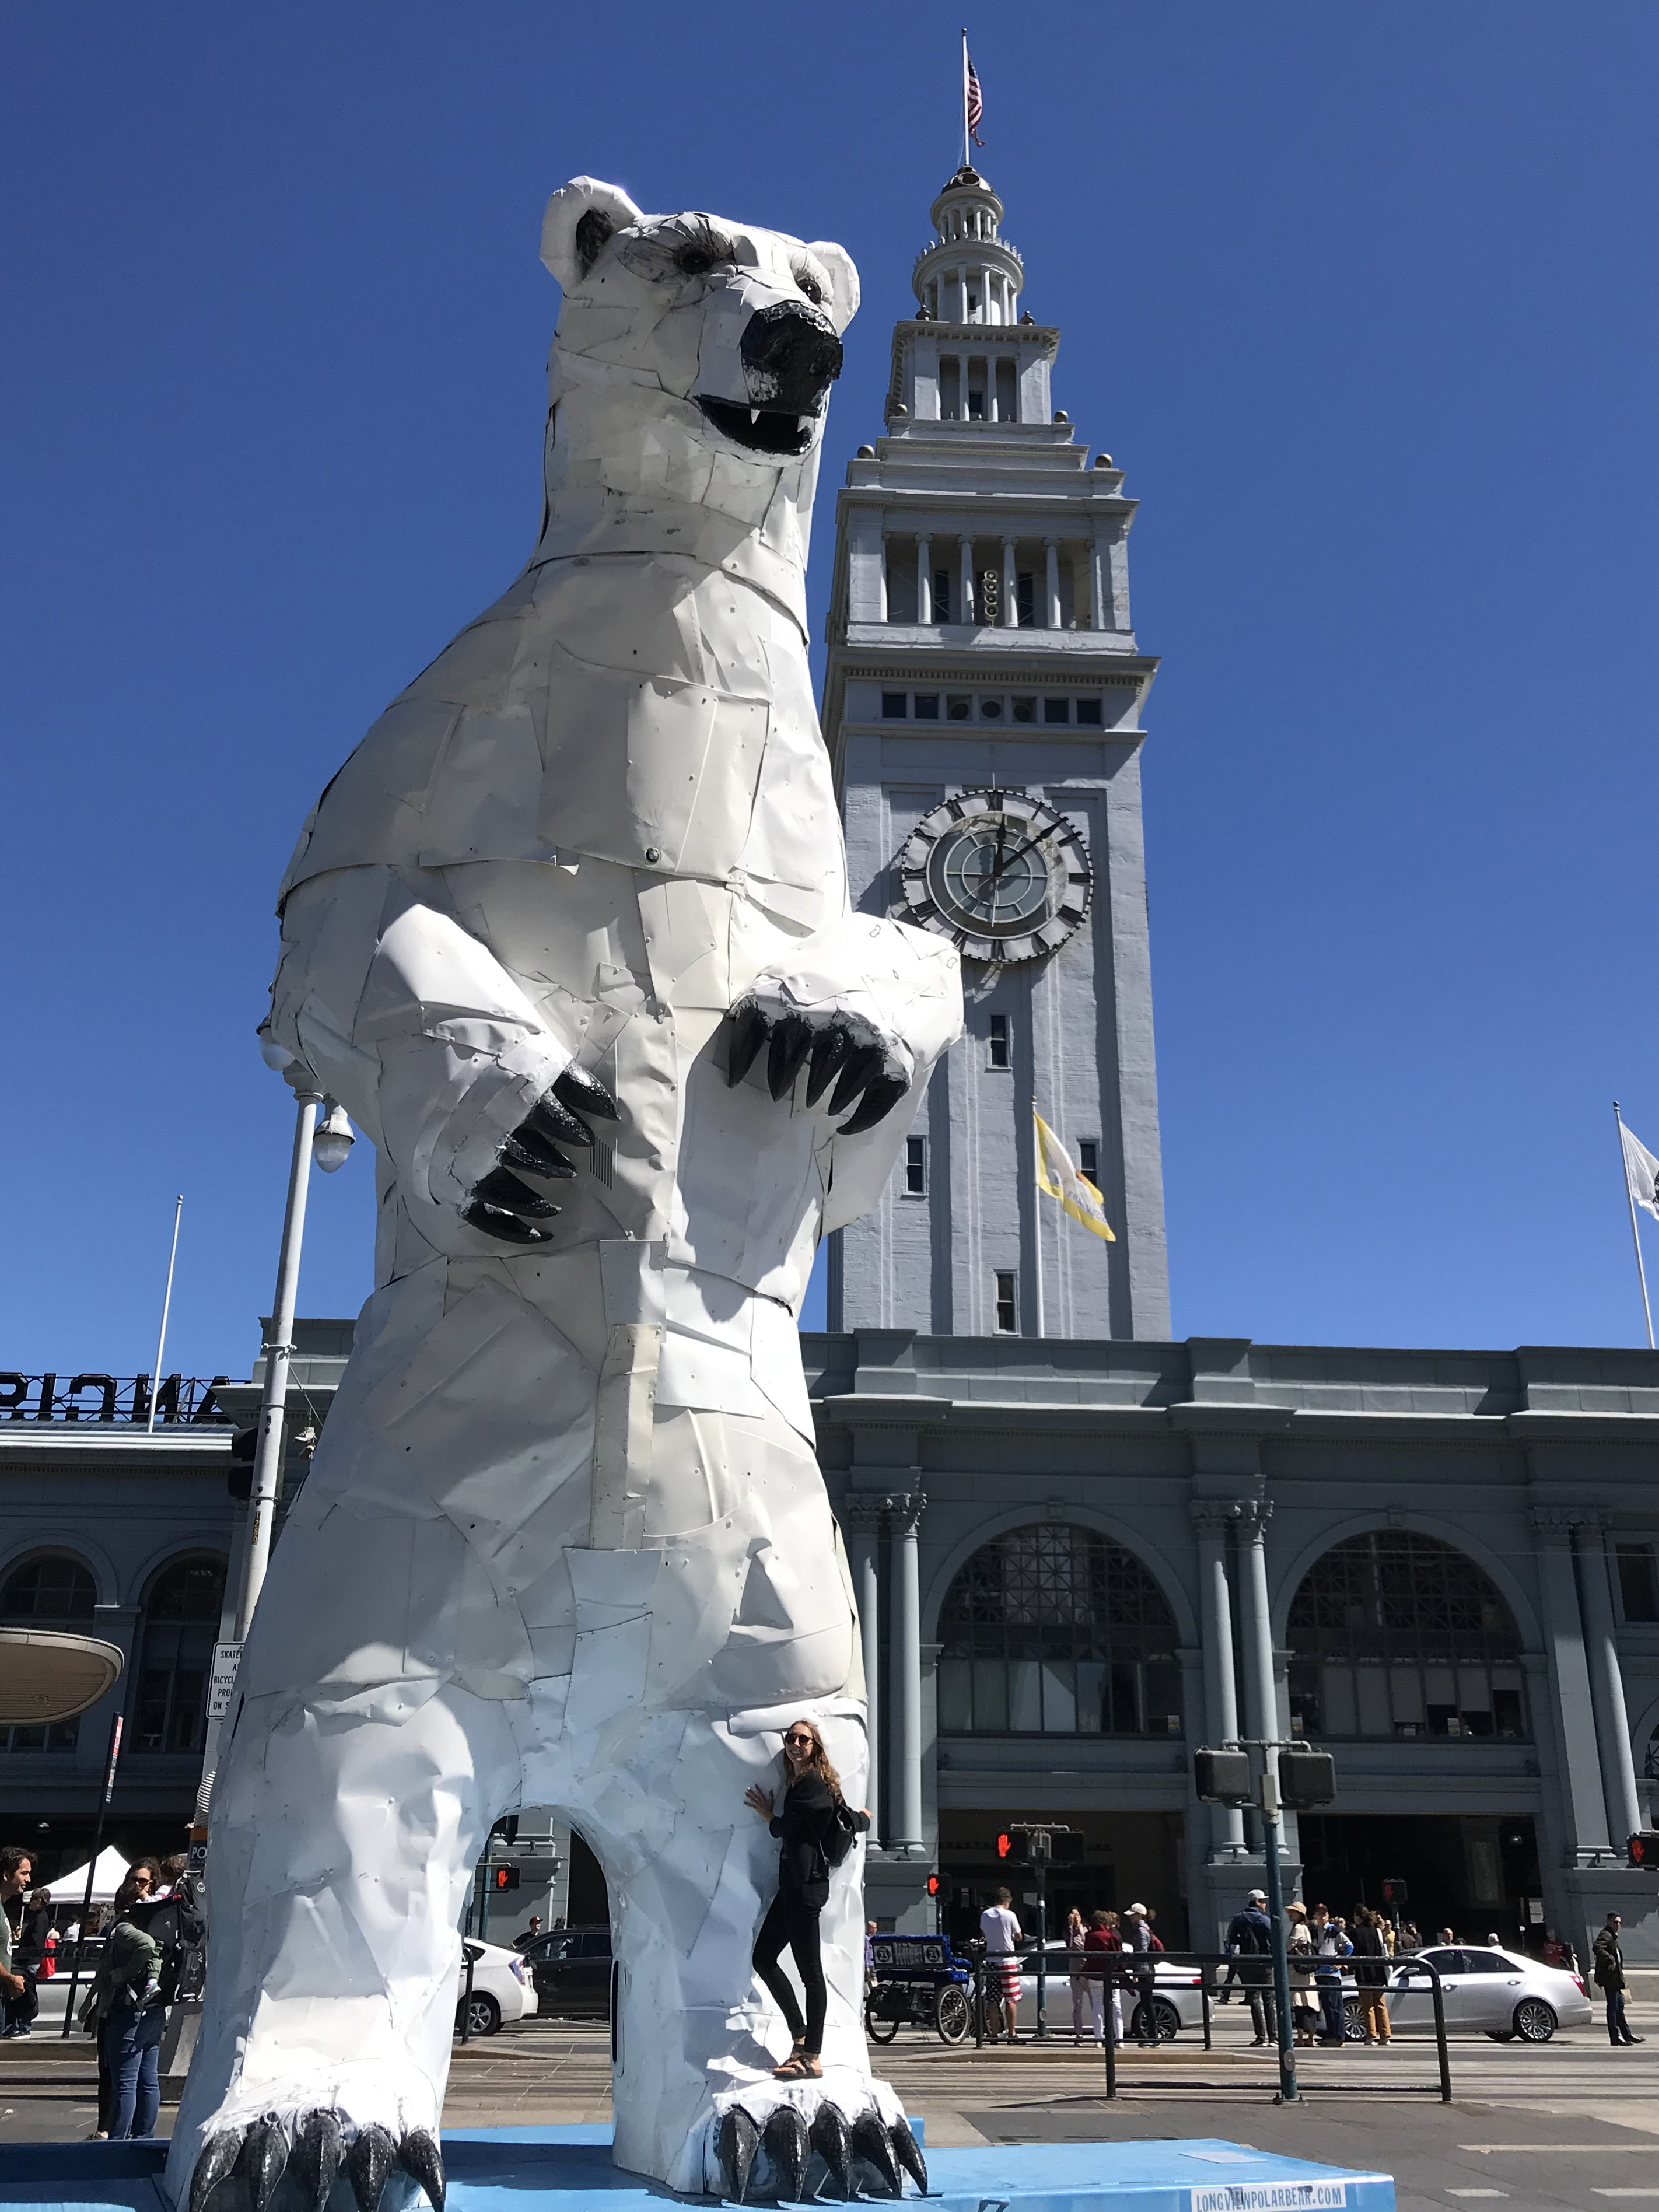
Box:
[188,2110,445,2212]
[709,2080,926,2202]
[725,996,908,1136]
[461,1064,619,1244]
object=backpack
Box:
[822,1797,864,1870]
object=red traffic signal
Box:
[996,1832,1013,1860]
[1628,1833,1659,1868]
[926,1874,942,1896]
[490,1864,521,1892]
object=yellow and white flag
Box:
[1035,1111,1116,1241]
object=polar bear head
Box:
[537,176,859,552]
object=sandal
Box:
[772,2053,822,2080]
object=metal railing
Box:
[965,1947,1451,2103]
[0,1373,232,1424]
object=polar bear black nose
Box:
[740,303,844,414]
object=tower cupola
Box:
[912,167,1025,326]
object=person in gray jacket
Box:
[93,1879,165,2140]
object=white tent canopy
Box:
[42,1845,130,1906]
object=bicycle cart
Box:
[864,1934,975,2046]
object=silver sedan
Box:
[1351,1945,1592,2043]
[1018,1940,1206,2039]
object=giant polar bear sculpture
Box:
[167,178,962,2212]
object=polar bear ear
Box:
[805,240,859,334]
[540,177,646,290]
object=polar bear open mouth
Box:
[698,397,820,456]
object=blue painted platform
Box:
[0,2122,1393,2212]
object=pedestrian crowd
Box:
[978,1887,1168,2045]
[1,1843,205,2140]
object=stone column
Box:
[1577,1519,1644,1849]
[1088,531,1109,632]
[1531,1510,1615,1861]
[843,1497,885,1843]
[958,536,975,628]
[1191,1503,1247,1857]
[1044,538,1062,629]
[1236,1499,1278,1746]
[1001,538,1019,627]
[916,536,933,626]
[888,1492,925,1851]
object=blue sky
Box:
[3,2,1656,1380]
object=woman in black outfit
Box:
[745,1718,869,2080]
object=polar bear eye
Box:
[794,268,825,307]
[672,223,737,278]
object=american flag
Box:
[966,50,985,146]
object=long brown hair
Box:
[780,1717,842,1797]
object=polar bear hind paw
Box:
[462,1065,620,1244]
[716,2097,926,2202]
[724,1001,907,1136]
[188,2111,445,2212]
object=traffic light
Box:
[996,1832,1014,1860]
[1194,1748,1252,1807]
[490,1865,521,1892]
[926,1874,942,1896]
[996,1826,1082,1866]
[1628,1833,1659,1868]
[1380,1875,1409,1908]
[1276,1748,1337,1811]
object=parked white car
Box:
[1357,1945,1592,2043]
[1016,1941,1206,2039]
[456,1937,536,2036]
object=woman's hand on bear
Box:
[744,1784,776,1819]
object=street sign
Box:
[206,1642,243,1721]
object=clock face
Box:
[897,789,1092,961]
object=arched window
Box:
[936,1524,1181,1737]
[1287,1530,1528,1741]
[1,1552,99,1752]
[131,1556,225,1756]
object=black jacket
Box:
[1350,1924,1389,1989]
[1593,1928,1626,1990]
[769,1772,867,1910]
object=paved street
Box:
[4,1986,1654,2212]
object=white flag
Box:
[1623,1123,1659,1222]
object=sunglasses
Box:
[784,1732,814,1746]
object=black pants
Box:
[1605,1987,1634,2044]
[753,1891,827,2056]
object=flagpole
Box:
[961,30,971,170]
[1615,1101,1656,1350]
[1031,1100,1045,1338]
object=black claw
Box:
[727,1003,771,1088]
[290,2110,345,2212]
[346,2124,397,2212]
[399,2128,447,2212]
[473,1166,562,1216]
[717,2106,761,2202]
[836,1073,908,1137]
[189,2128,246,2212]
[526,1092,593,1149]
[244,2118,289,2212]
[501,1128,579,1179]
[827,1044,883,1116]
[768,1015,814,1101]
[804,1023,853,1107]
[808,2105,851,2197]
[552,1065,618,1121]
[890,2118,928,2196]
[461,1200,549,1244]
[850,2112,901,2197]
[763,2105,810,2202]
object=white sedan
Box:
[1015,1941,1206,2039]
[455,1938,536,2036]
[1364,1945,1592,2043]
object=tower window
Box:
[940,358,961,419]
[914,693,940,720]
[995,1272,1018,1333]
[1016,573,1035,626]
[1044,696,1070,725]
[905,1136,927,1196]
[980,697,1003,720]
[996,358,1019,422]
[1075,698,1104,726]
[1078,1140,1100,1184]
[881,692,908,720]
[1012,696,1037,724]
[933,570,953,622]
[1618,1544,1659,1623]
[988,1014,1010,1070]
[947,695,971,721]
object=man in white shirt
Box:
[979,1888,1024,2043]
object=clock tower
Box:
[823,167,1171,1339]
